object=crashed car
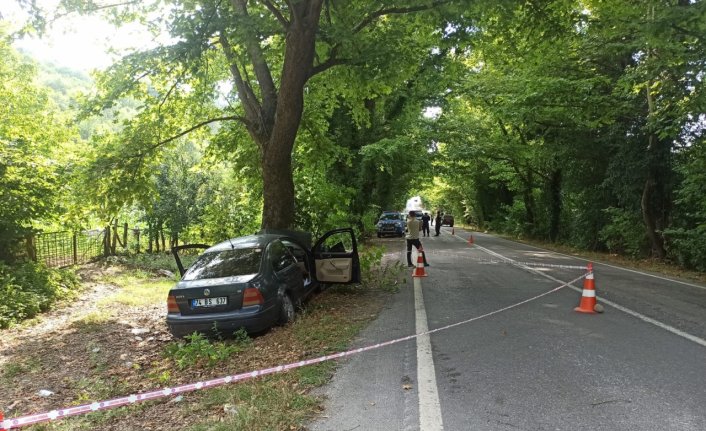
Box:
[167,228,361,338]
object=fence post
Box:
[26,235,37,262]
[72,233,78,265]
[104,226,111,257]
[111,220,118,254]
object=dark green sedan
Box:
[167,228,360,338]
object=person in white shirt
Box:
[406,211,430,268]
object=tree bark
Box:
[642,82,667,259]
[261,4,322,228]
[218,1,324,229]
[548,169,562,242]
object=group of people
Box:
[419,211,443,237]
[405,209,444,267]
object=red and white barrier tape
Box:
[1,273,587,430]
[421,251,588,271]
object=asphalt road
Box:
[308,227,706,431]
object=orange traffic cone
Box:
[575,263,597,314]
[468,235,474,245]
[412,249,428,277]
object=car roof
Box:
[206,230,312,253]
[206,234,278,253]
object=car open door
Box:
[312,228,361,284]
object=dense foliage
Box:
[426,0,706,269]
[2,0,705,273]
[0,261,79,328]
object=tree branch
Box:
[51,1,141,24]
[353,1,450,34]
[219,33,261,121]
[141,115,249,155]
[231,0,278,115]
[260,0,289,29]
[310,57,350,77]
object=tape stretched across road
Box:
[1,273,587,430]
[422,251,588,271]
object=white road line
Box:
[414,275,444,430]
[452,233,706,348]
[468,231,706,291]
[591,295,706,347]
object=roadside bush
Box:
[164,329,251,369]
[664,226,706,272]
[488,201,526,237]
[359,245,384,279]
[358,244,403,292]
[599,207,649,257]
[360,207,381,238]
[0,261,80,328]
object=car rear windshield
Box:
[182,248,263,280]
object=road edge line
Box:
[414,276,444,430]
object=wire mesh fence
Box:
[28,226,179,268]
[31,230,106,267]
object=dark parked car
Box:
[376,211,406,237]
[441,214,455,227]
[167,228,360,338]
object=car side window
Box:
[269,240,297,272]
[282,240,307,262]
[319,232,352,254]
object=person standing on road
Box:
[421,212,431,237]
[406,211,429,267]
[434,210,442,236]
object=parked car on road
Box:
[441,214,455,227]
[167,228,360,338]
[376,211,406,237]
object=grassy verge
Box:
[17,242,402,431]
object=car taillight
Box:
[242,287,264,307]
[167,295,179,313]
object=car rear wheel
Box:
[278,293,295,326]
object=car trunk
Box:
[171,276,253,315]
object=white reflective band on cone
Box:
[581,290,596,297]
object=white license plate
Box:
[191,297,227,308]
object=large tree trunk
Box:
[548,169,562,242]
[223,0,324,230]
[642,82,667,259]
[261,7,321,229]
[519,169,535,235]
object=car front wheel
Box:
[278,293,295,326]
